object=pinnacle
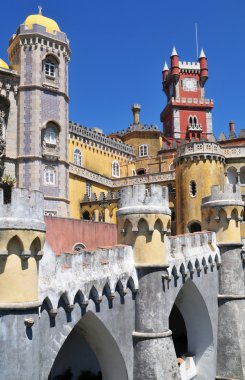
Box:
[171,46,178,56]
[162,61,169,71]
[199,48,206,58]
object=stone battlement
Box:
[69,122,135,156]
[174,141,225,165]
[202,184,244,206]
[0,188,45,231]
[167,231,220,278]
[117,184,170,215]
[39,244,138,311]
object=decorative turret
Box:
[170,46,180,81]
[199,48,208,86]
[174,141,225,234]
[132,104,141,125]
[162,61,169,91]
[0,188,46,307]
[117,184,171,266]
[201,184,244,244]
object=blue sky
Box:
[1,0,245,138]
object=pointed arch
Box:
[48,311,128,380]
[169,279,215,379]
[7,235,24,255]
[30,237,41,256]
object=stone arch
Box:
[187,220,201,233]
[48,311,128,380]
[169,279,215,379]
[231,208,238,220]
[30,237,41,256]
[7,235,24,255]
[227,166,237,185]
[137,217,149,233]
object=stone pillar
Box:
[201,184,245,379]
[117,184,180,379]
[133,267,180,380]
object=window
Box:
[44,166,56,185]
[44,126,57,145]
[86,182,92,198]
[189,180,197,197]
[45,60,55,77]
[139,144,148,157]
[73,148,82,166]
[112,161,120,178]
[137,168,146,175]
[73,242,86,252]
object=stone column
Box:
[133,267,180,380]
[216,243,245,380]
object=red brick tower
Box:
[160,47,213,140]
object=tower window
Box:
[45,60,55,77]
[112,161,120,177]
[189,180,197,197]
[44,126,57,145]
[44,166,56,185]
[73,148,82,166]
[86,182,92,198]
[139,144,148,157]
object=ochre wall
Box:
[175,159,225,234]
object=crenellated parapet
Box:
[39,244,138,316]
[202,184,244,244]
[174,141,225,166]
[117,184,171,267]
[166,231,220,282]
[0,188,46,307]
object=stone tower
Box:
[7,9,70,216]
[161,47,213,140]
[202,184,245,379]
[0,188,46,306]
[117,185,180,379]
[174,141,225,234]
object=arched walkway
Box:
[169,279,215,380]
[49,311,128,380]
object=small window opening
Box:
[73,243,86,253]
[82,211,90,220]
[137,168,146,175]
[189,181,197,197]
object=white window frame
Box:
[112,161,120,178]
[139,144,148,157]
[44,127,57,146]
[44,166,56,185]
[73,148,82,166]
[45,60,55,78]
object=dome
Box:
[24,12,60,34]
[0,58,9,70]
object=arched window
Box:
[44,55,58,79]
[137,168,146,175]
[112,161,120,177]
[86,182,92,198]
[44,166,56,185]
[139,144,148,157]
[44,126,57,145]
[73,242,86,252]
[240,166,245,185]
[189,180,197,197]
[73,148,82,166]
[227,167,237,185]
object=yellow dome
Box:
[24,14,60,34]
[0,58,9,70]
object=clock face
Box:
[182,78,197,92]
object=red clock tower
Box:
[160,47,213,140]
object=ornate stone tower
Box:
[8,9,70,216]
[202,185,245,379]
[161,47,213,140]
[117,185,180,379]
[174,141,225,234]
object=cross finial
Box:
[38,5,42,15]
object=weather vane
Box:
[38,5,42,15]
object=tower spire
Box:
[38,5,42,15]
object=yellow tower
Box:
[201,184,244,244]
[174,141,225,234]
[0,188,46,307]
[117,184,171,267]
